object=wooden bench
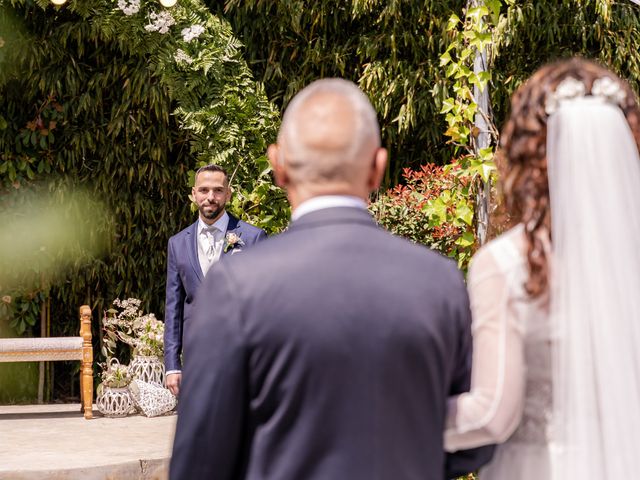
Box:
[0,305,93,419]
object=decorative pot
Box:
[96,386,134,417]
[129,355,165,386]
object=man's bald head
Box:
[277,79,382,190]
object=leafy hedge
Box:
[3,0,640,401]
[216,0,640,185]
[370,162,475,269]
[0,0,281,399]
[214,0,466,185]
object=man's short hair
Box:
[194,164,229,185]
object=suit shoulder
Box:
[169,222,196,244]
[237,220,266,236]
[384,230,464,282]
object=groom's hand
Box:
[166,372,182,396]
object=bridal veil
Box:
[546,77,640,478]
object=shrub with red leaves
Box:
[369,162,475,269]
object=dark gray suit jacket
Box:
[171,207,493,479]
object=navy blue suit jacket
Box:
[164,213,266,372]
[171,207,493,479]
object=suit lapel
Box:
[186,220,204,283]
[222,214,240,257]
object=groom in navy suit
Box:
[164,164,266,395]
[171,81,493,479]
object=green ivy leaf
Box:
[456,202,474,226]
[486,0,502,25]
[440,98,456,114]
[467,6,489,23]
[456,231,475,247]
[440,51,452,67]
[446,14,461,32]
[470,158,496,183]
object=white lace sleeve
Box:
[444,245,526,452]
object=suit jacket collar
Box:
[288,206,378,232]
[222,213,242,257]
[225,213,240,234]
[291,195,367,221]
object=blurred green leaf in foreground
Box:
[0,185,110,298]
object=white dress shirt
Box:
[291,195,368,221]
[198,212,229,276]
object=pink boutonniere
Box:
[224,232,245,253]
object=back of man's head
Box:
[273,78,384,200]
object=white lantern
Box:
[159,0,177,7]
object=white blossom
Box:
[181,24,205,43]
[592,77,627,106]
[174,49,194,65]
[545,77,586,115]
[145,11,176,35]
[117,0,140,16]
[104,298,164,358]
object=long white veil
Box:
[547,85,640,478]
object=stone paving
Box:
[0,403,176,479]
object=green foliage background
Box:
[215,0,466,185]
[215,0,640,273]
[215,0,640,183]
[0,0,280,400]
[1,0,640,401]
[490,1,640,124]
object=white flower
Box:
[117,0,140,15]
[181,25,205,43]
[545,77,586,115]
[145,11,176,34]
[546,76,628,116]
[592,77,627,106]
[103,298,164,357]
[555,77,586,100]
[174,49,194,65]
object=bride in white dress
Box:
[444,58,640,479]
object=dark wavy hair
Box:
[499,57,640,297]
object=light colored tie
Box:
[202,225,221,267]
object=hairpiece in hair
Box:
[544,76,627,115]
[591,77,627,106]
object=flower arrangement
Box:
[117,0,140,16]
[96,358,135,417]
[145,11,176,34]
[102,298,164,359]
[131,313,164,357]
[97,299,170,417]
[99,359,132,389]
